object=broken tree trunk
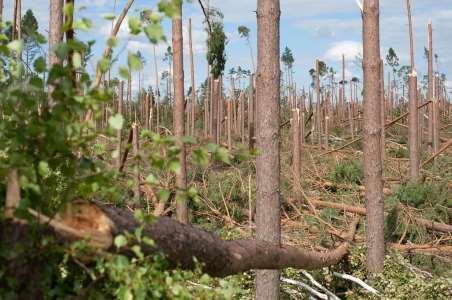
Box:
[11,202,359,278]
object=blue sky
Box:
[7,0,452,95]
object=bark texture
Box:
[172,2,188,223]
[48,0,64,106]
[5,202,358,279]
[362,0,385,275]
[255,0,281,298]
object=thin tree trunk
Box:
[380,59,386,164]
[362,0,384,275]
[0,0,3,23]
[172,2,188,223]
[433,74,440,168]
[341,54,346,121]
[227,98,232,150]
[212,79,220,144]
[189,18,196,136]
[427,22,434,154]
[116,81,124,169]
[48,0,64,107]
[154,45,160,133]
[255,0,281,298]
[132,124,140,204]
[248,74,255,150]
[292,108,301,202]
[407,0,419,182]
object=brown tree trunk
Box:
[116,81,124,169]
[48,0,64,107]
[132,124,140,204]
[292,108,301,203]
[407,0,419,182]
[154,45,160,133]
[248,74,255,150]
[427,22,433,154]
[172,2,188,224]
[362,0,384,275]
[227,98,232,150]
[0,0,3,23]
[211,79,220,144]
[4,202,359,279]
[189,18,196,136]
[380,59,386,164]
[255,0,281,298]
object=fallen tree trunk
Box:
[13,202,359,278]
[309,199,452,234]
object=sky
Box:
[5,0,452,95]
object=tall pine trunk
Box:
[172,1,188,223]
[255,0,281,298]
[362,0,384,275]
[48,0,64,106]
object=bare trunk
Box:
[292,108,301,202]
[132,124,140,204]
[48,0,64,106]
[172,2,188,223]
[362,0,384,275]
[256,0,281,298]
[154,45,160,133]
[248,74,255,150]
[211,79,220,144]
[227,98,232,150]
[189,18,196,136]
[407,0,419,182]
[427,22,434,154]
[116,81,124,169]
[380,59,386,164]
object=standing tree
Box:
[21,9,41,73]
[255,0,281,298]
[172,0,188,224]
[362,0,384,275]
[406,0,419,182]
[281,46,294,100]
[427,22,434,154]
[48,0,64,106]
[238,25,255,72]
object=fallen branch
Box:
[300,270,340,300]
[9,201,359,278]
[421,138,452,168]
[332,272,379,295]
[309,199,452,234]
[281,277,328,300]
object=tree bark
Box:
[427,22,433,154]
[132,124,140,204]
[48,0,64,107]
[362,0,385,275]
[172,2,188,224]
[292,108,301,203]
[248,74,255,150]
[116,81,124,169]
[4,202,359,279]
[189,18,196,136]
[256,0,281,298]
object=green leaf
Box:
[7,40,23,53]
[215,147,230,164]
[128,16,142,35]
[145,174,158,185]
[109,114,124,130]
[38,161,51,177]
[114,235,127,249]
[192,148,209,167]
[119,66,130,79]
[72,52,82,68]
[131,245,144,259]
[142,237,155,247]
[168,159,181,174]
[134,209,144,223]
[33,57,47,73]
[144,23,166,44]
[73,18,92,30]
[128,52,143,71]
[157,190,170,203]
[107,37,118,48]
[102,13,116,21]
[98,57,111,73]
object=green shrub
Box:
[331,160,364,185]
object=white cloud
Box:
[324,41,362,62]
